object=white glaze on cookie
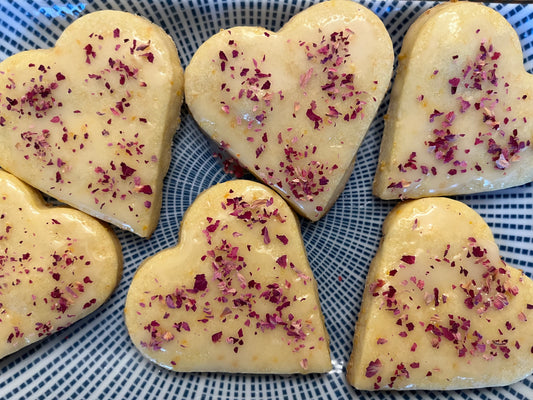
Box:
[186,0,393,220]
[0,10,184,236]
[374,2,532,200]
[0,170,122,359]
[347,197,533,390]
[125,180,330,373]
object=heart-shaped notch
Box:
[185,0,393,221]
[0,10,184,237]
[347,197,533,390]
[124,179,330,373]
[0,170,122,359]
[374,1,533,200]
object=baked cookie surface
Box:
[0,10,184,236]
[125,179,330,374]
[0,170,122,359]
[374,1,533,199]
[186,0,393,220]
[347,197,533,390]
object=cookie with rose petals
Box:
[347,197,533,390]
[374,1,533,199]
[0,170,122,359]
[185,0,393,220]
[124,179,330,373]
[0,10,184,237]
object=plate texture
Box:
[0,1,532,399]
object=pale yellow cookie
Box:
[374,1,533,199]
[0,170,122,359]
[347,197,533,390]
[124,179,330,373]
[0,10,184,236]
[185,0,393,220]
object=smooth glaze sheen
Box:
[373,1,533,199]
[347,197,533,390]
[185,0,393,220]
[124,180,331,374]
[0,170,122,359]
[0,10,184,237]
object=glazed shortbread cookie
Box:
[124,180,330,373]
[0,10,184,236]
[0,170,122,359]
[347,197,533,390]
[185,0,393,220]
[374,1,533,199]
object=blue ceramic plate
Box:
[0,1,532,399]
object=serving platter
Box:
[0,0,532,399]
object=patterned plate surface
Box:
[0,1,532,399]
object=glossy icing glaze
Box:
[125,179,331,373]
[185,0,393,220]
[374,1,533,199]
[0,170,122,359]
[0,10,184,236]
[347,197,533,390]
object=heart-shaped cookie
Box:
[0,170,122,359]
[124,179,330,373]
[0,10,184,237]
[373,1,533,200]
[185,0,393,220]
[347,197,533,390]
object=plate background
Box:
[0,0,532,399]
